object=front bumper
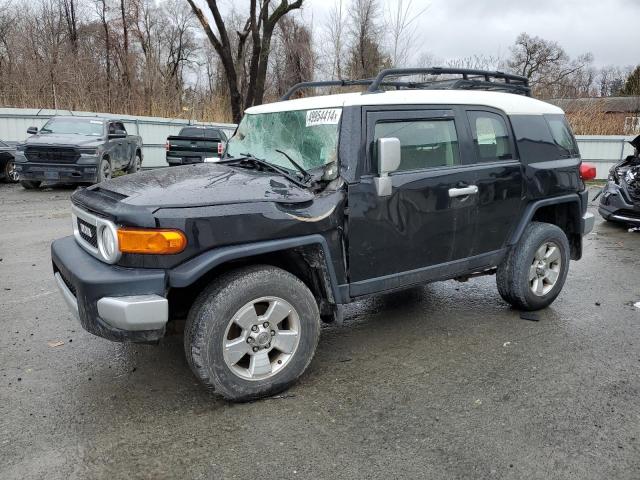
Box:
[51,236,169,342]
[15,162,98,183]
[598,181,640,225]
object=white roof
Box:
[246,90,564,116]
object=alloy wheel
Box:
[529,241,562,296]
[222,296,301,381]
[6,161,19,182]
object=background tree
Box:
[346,0,389,78]
[186,0,303,123]
[620,66,640,96]
[507,32,593,98]
[271,15,315,98]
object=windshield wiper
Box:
[275,149,311,183]
[220,153,311,188]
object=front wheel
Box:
[496,222,570,311]
[4,160,19,183]
[184,265,320,402]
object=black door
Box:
[463,109,524,256]
[347,107,480,297]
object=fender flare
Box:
[508,194,581,246]
[168,234,344,303]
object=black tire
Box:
[127,154,141,174]
[20,180,41,189]
[97,157,111,183]
[184,265,320,402]
[496,222,570,311]
[3,160,19,183]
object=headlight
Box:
[97,224,120,263]
[79,148,98,156]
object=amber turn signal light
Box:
[117,228,187,255]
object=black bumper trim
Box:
[51,236,168,342]
[16,163,98,183]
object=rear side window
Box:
[545,115,579,157]
[374,119,460,171]
[467,111,513,162]
[510,115,565,163]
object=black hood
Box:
[93,163,314,208]
[26,133,103,147]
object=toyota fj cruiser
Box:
[51,68,595,401]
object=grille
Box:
[77,217,98,248]
[627,185,640,203]
[25,146,80,164]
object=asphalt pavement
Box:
[0,183,638,480]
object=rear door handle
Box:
[448,185,478,197]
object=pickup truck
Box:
[166,126,234,166]
[14,116,143,189]
[52,67,595,402]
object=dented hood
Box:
[94,163,314,208]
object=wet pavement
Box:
[0,183,638,479]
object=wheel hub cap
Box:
[222,296,301,381]
[529,241,562,297]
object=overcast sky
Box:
[304,0,640,68]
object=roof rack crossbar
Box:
[368,67,531,96]
[281,79,420,100]
[281,67,531,100]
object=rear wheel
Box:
[4,160,19,183]
[127,154,141,174]
[97,157,112,183]
[497,222,570,311]
[20,180,41,189]
[184,265,320,402]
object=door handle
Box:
[448,185,478,197]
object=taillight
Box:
[218,142,225,156]
[165,141,170,151]
[580,162,597,181]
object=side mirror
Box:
[109,129,127,138]
[27,127,38,135]
[375,137,401,196]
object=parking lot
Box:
[0,183,638,479]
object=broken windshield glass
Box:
[226,108,341,172]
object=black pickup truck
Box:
[51,68,595,402]
[165,126,234,166]
[14,116,143,189]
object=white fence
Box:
[0,108,236,168]
[575,136,635,179]
[0,108,634,177]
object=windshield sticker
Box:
[306,109,341,127]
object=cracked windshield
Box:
[226,108,341,172]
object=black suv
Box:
[51,68,594,401]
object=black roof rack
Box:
[281,67,531,100]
